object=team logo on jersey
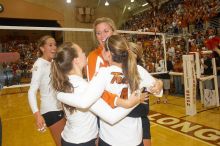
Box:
[110,72,128,84]
[110,72,128,99]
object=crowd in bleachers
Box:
[121,0,220,34]
[0,36,38,85]
[120,0,220,96]
[121,0,220,72]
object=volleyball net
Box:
[0,25,167,88]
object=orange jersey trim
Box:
[102,91,116,108]
[87,46,116,108]
[87,45,108,81]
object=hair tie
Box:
[123,38,131,53]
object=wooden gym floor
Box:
[0,86,219,146]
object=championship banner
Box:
[183,55,197,115]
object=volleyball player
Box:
[129,42,163,146]
[51,42,148,146]
[28,35,65,146]
[57,35,163,145]
[87,17,162,146]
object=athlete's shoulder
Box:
[33,58,41,64]
[97,66,108,73]
[68,75,88,90]
[34,58,46,65]
[92,66,110,77]
[32,58,47,72]
[32,58,40,70]
[88,47,102,58]
[137,65,149,73]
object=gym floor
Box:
[0,86,219,146]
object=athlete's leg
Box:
[43,111,66,146]
[142,117,151,146]
[48,118,66,146]
[143,139,151,146]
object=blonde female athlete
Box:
[129,42,163,146]
[87,17,163,146]
[57,35,163,146]
[28,35,65,146]
[50,42,146,146]
[87,17,117,81]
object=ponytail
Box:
[51,60,73,93]
[129,42,146,68]
[50,42,79,113]
[126,43,140,92]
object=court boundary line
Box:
[2,115,33,121]
[150,121,217,146]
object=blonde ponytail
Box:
[127,49,140,92]
[129,42,146,68]
[105,35,140,92]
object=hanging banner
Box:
[0,52,20,63]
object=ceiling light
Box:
[105,1,109,6]
[131,0,134,2]
[66,0,71,3]
[142,3,148,7]
[128,6,131,10]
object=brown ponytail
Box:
[51,42,79,113]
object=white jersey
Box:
[58,65,162,146]
[98,66,142,146]
[28,58,62,114]
[100,66,162,146]
[60,74,138,144]
[62,75,98,144]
